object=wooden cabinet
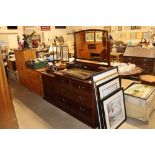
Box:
[123,47,155,75]
[26,69,43,96]
[0,51,18,128]
[15,49,43,96]
[41,72,58,103]
[41,72,97,128]
[14,49,36,87]
[123,56,155,74]
[56,75,96,127]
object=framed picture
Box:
[125,33,131,40]
[143,32,148,39]
[100,88,126,129]
[104,26,111,33]
[61,46,69,62]
[41,26,50,31]
[95,31,103,42]
[136,32,142,39]
[55,26,66,29]
[124,82,155,100]
[131,32,136,39]
[118,26,122,31]
[92,66,119,86]
[131,26,141,30]
[85,32,94,42]
[119,33,125,41]
[97,77,121,100]
[91,66,119,129]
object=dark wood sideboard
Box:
[41,71,97,128]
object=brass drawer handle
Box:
[79,96,85,100]
[78,85,85,89]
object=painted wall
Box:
[1,26,154,51]
[110,26,155,44]
[0,26,23,49]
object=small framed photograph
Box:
[61,46,69,62]
[85,32,95,42]
[100,88,126,129]
[125,33,131,40]
[97,77,121,100]
[131,32,136,39]
[136,32,142,39]
[95,31,103,42]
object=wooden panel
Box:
[26,69,43,96]
[123,56,155,74]
[0,51,18,128]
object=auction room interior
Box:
[1,26,155,129]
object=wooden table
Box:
[119,66,142,78]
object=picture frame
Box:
[61,46,69,62]
[104,26,111,33]
[55,26,66,29]
[100,88,126,129]
[125,33,131,40]
[97,77,121,101]
[119,33,125,41]
[124,82,155,100]
[92,66,119,86]
[118,26,122,31]
[131,32,136,39]
[143,32,148,39]
[95,31,103,42]
[131,26,141,30]
[85,32,95,42]
[136,32,142,39]
[91,66,119,128]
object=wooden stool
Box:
[140,75,155,86]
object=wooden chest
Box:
[123,47,155,74]
[41,71,97,128]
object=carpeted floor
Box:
[9,80,155,129]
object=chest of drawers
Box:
[41,72,97,128]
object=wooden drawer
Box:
[27,69,41,81]
[57,76,71,85]
[60,87,93,108]
[58,95,93,121]
[71,81,92,93]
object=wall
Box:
[0,26,23,49]
[1,26,154,52]
[110,26,155,44]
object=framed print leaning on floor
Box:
[97,77,121,100]
[100,88,126,129]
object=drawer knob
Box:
[79,96,85,100]
[80,107,86,112]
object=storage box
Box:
[124,83,155,122]
[25,60,47,70]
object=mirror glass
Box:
[74,30,109,62]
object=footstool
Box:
[140,75,155,86]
